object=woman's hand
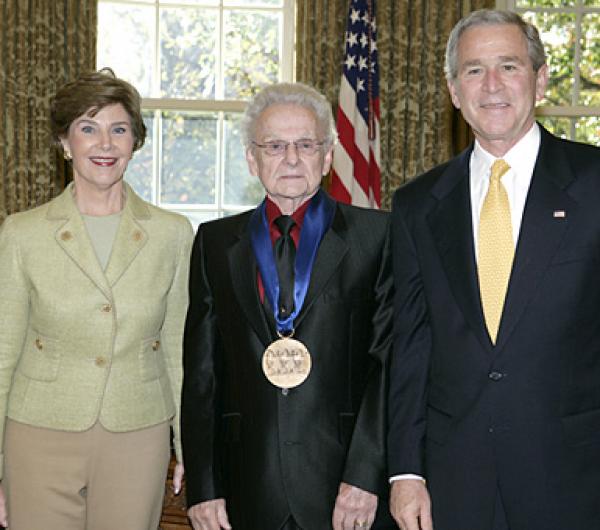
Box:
[172,462,185,495]
[0,483,8,528]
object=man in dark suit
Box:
[181,82,395,530]
[388,9,600,530]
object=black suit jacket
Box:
[182,195,395,530]
[388,126,600,530]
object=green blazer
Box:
[0,183,193,477]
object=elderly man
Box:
[388,9,600,530]
[181,82,395,530]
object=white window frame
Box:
[497,0,600,139]
[97,0,296,222]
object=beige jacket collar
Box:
[46,182,150,298]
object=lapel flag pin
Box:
[553,210,566,218]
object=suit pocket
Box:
[221,412,242,443]
[139,335,166,381]
[18,330,60,382]
[551,245,596,266]
[338,412,356,446]
[561,408,600,447]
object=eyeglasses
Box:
[251,139,324,157]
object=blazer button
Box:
[101,304,112,313]
[35,338,43,350]
[152,340,160,351]
[488,371,505,381]
[60,231,73,241]
[95,356,107,367]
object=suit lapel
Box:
[427,148,491,350]
[294,205,348,329]
[104,188,150,287]
[495,129,576,348]
[228,214,273,347]
[228,203,350,344]
[47,185,112,300]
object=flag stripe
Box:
[330,0,380,209]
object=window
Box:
[498,0,600,146]
[97,0,295,227]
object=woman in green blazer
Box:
[0,69,193,530]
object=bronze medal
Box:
[262,336,312,389]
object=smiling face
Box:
[60,103,134,193]
[246,103,333,213]
[447,23,548,156]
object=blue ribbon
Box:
[250,190,336,335]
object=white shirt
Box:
[470,123,540,256]
[390,123,541,484]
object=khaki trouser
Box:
[4,419,170,530]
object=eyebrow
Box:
[75,118,131,126]
[461,55,524,69]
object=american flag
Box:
[330,0,380,208]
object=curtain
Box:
[296,0,495,209]
[0,1,97,222]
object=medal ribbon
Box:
[250,189,336,335]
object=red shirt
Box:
[257,197,311,303]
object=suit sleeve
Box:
[0,217,30,479]
[181,225,224,507]
[387,191,432,478]
[161,217,194,464]
[341,218,394,495]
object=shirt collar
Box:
[472,123,540,179]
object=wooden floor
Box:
[160,455,192,530]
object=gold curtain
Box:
[0,1,97,222]
[296,0,495,209]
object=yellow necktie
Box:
[478,159,514,344]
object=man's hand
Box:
[332,481,377,530]
[0,483,8,528]
[390,479,433,530]
[187,498,231,530]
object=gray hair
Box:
[241,82,337,149]
[444,9,546,80]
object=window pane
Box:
[580,14,600,106]
[125,112,155,202]
[523,11,575,106]
[162,0,218,5]
[160,7,218,99]
[97,3,155,97]
[224,0,283,5]
[223,113,264,205]
[537,116,571,139]
[175,211,218,231]
[224,10,280,99]
[575,116,600,146]
[161,112,218,205]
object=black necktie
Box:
[274,215,296,319]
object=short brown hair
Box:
[445,10,546,81]
[50,68,146,152]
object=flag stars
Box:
[344,54,357,70]
[362,11,370,24]
[356,79,365,92]
[350,8,361,24]
[358,56,368,71]
[360,33,368,48]
[346,31,358,47]
[370,39,378,53]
